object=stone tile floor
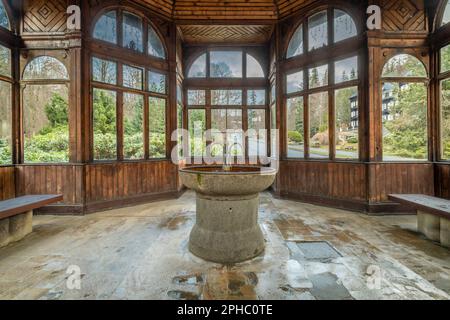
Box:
[0,191,449,300]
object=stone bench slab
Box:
[388,194,450,248]
[0,195,62,248]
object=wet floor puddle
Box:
[159,215,192,230]
[168,269,259,300]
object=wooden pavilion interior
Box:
[0,0,450,300]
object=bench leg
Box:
[0,219,9,247]
[8,211,33,243]
[441,218,450,249]
[417,210,440,242]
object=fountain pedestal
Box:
[179,166,277,264]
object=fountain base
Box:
[189,193,265,264]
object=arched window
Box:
[439,44,450,160]
[246,54,264,78]
[148,26,165,59]
[287,25,303,58]
[0,43,12,165]
[22,56,70,163]
[187,52,265,79]
[93,10,117,44]
[0,0,10,30]
[381,54,428,161]
[122,11,143,52]
[382,54,427,78]
[23,56,69,80]
[92,10,166,59]
[185,50,268,162]
[442,0,450,26]
[287,8,357,58]
[285,7,360,160]
[210,51,242,78]
[188,53,206,78]
[334,9,357,43]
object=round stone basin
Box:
[179,166,277,196]
[179,166,277,264]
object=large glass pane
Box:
[123,65,143,90]
[211,90,242,106]
[247,54,264,77]
[149,97,166,158]
[309,64,328,89]
[441,44,450,74]
[92,57,117,85]
[248,109,267,158]
[148,70,166,94]
[93,11,117,44]
[210,51,242,78]
[188,90,205,105]
[93,88,117,161]
[334,10,357,43]
[287,24,303,58]
[148,26,165,59]
[308,11,328,51]
[382,82,428,161]
[0,0,9,30]
[0,80,11,164]
[335,87,358,159]
[188,109,206,157]
[335,56,358,84]
[188,54,206,78]
[23,56,68,80]
[123,93,144,160]
[286,70,304,94]
[382,54,427,78]
[309,92,329,159]
[287,97,304,158]
[122,12,143,52]
[0,44,11,77]
[211,109,243,157]
[442,0,450,26]
[441,79,450,160]
[23,84,69,163]
[247,90,266,105]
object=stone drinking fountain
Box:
[179,165,277,263]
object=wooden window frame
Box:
[20,54,71,165]
[90,55,169,163]
[380,54,430,163]
[91,8,167,62]
[284,54,362,162]
[282,5,363,162]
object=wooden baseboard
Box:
[34,189,186,216]
[35,204,85,215]
[272,191,416,215]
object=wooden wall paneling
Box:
[0,167,15,201]
[435,164,450,199]
[15,165,84,212]
[84,161,178,204]
[367,163,434,203]
[278,161,367,203]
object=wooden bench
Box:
[388,194,450,248]
[0,195,63,248]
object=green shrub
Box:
[288,131,303,144]
[347,136,358,144]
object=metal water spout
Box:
[222,135,238,171]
